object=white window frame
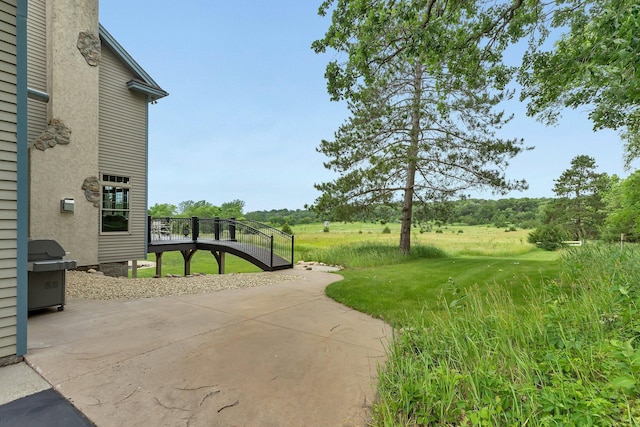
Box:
[100,173,132,234]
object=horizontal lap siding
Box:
[26,0,45,146]
[0,0,16,359]
[98,46,147,262]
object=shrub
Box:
[382,226,391,234]
[527,225,568,250]
[281,223,292,235]
[323,226,330,233]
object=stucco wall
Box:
[29,0,99,266]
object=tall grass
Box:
[299,242,447,268]
[373,245,640,426]
[292,223,537,261]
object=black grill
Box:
[27,239,77,312]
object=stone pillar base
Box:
[0,355,23,367]
[99,261,128,277]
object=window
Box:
[101,174,130,233]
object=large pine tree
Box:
[312,0,531,253]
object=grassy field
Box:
[293,222,535,260]
[134,222,537,278]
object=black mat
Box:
[0,388,94,427]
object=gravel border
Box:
[66,270,304,301]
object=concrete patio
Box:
[23,269,391,426]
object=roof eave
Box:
[99,24,168,102]
[127,80,169,102]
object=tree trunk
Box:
[399,176,415,254]
[399,65,422,255]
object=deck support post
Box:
[211,251,225,274]
[155,252,163,277]
[181,249,197,276]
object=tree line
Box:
[147,155,639,246]
[148,199,246,220]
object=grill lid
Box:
[28,239,67,261]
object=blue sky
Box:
[99,2,636,213]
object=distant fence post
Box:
[230,217,236,241]
[192,216,199,241]
[214,217,220,240]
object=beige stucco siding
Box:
[98,45,147,263]
[0,0,17,359]
[28,0,99,266]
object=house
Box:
[26,0,167,277]
[0,0,166,366]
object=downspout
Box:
[144,96,150,260]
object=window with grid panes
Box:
[101,174,131,232]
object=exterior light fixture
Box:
[60,198,75,213]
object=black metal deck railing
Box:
[147,216,294,270]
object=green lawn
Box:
[326,254,561,326]
[132,251,261,278]
[290,222,561,325]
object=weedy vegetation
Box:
[368,245,640,426]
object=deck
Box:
[147,217,294,276]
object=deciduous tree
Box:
[177,200,221,218]
[603,171,640,242]
[519,0,640,165]
[220,199,246,219]
[148,203,177,218]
